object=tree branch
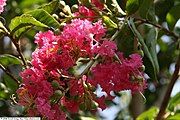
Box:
[135,18,179,40]
[0,64,20,84]
[6,32,27,68]
[156,53,180,120]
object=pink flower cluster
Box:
[0,0,6,13]
[17,3,146,119]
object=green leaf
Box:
[9,14,48,38]
[102,16,118,29]
[128,18,159,80]
[106,0,126,16]
[167,114,180,120]
[116,24,134,57]
[2,74,18,94]
[27,9,61,29]
[126,0,139,15]
[144,26,159,78]
[39,0,59,14]
[0,54,21,67]
[137,106,159,120]
[168,93,180,111]
[155,0,174,23]
[138,0,156,22]
[0,83,9,99]
[166,5,180,30]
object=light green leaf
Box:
[0,54,21,67]
[137,106,159,120]
[9,14,48,38]
[166,5,180,30]
[126,0,139,15]
[102,16,118,29]
[168,92,180,111]
[27,9,61,29]
[167,114,180,120]
[39,0,59,14]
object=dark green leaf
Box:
[126,0,139,15]
[138,0,156,21]
[155,0,174,23]
[9,14,48,38]
[168,92,180,111]
[144,26,159,76]
[27,9,61,29]
[0,54,21,67]
[129,18,159,80]
[166,5,180,30]
[116,24,134,57]
[137,106,159,120]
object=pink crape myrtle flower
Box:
[0,0,6,14]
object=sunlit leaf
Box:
[167,114,180,120]
[137,106,159,120]
[0,54,21,67]
[9,14,48,38]
[166,5,180,30]
[27,9,61,29]
[168,92,180,111]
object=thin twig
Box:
[7,33,27,68]
[156,53,180,119]
[0,64,20,84]
[135,18,179,40]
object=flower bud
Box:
[139,65,145,71]
[71,4,79,13]
[63,5,72,15]
[52,14,59,20]
[59,0,66,9]
[54,90,63,98]
[136,50,144,57]
[51,80,60,89]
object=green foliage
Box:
[168,93,180,112]
[129,18,159,80]
[27,9,61,29]
[166,5,180,30]
[9,14,48,38]
[167,114,180,120]
[126,0,139,15]
[137,106,159,120]
[38,0,59,14]
[0,54,21,67]
[116,24,134,57]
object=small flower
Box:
[93,41,117,57]
[0,0,6,14]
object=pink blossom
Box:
[0,0,6,14]
[93,41,117,57]
[89,53,146,99]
